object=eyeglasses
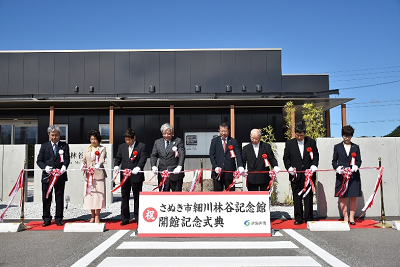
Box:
[250,137,260,141]
[162,132,173,136]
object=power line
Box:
[331,118,400,125]
[330,75,400,82]
[321,65,400,74]
[331,70,400,78]
[339,79,400,90]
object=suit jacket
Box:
[114,141,147,183]
[332,142,362,180]
[242,141,278,185]
[283,137,319,186]
[150,137,185,181]
[36,141,70,184]
[209,136,243,179]
[81,145,107,180]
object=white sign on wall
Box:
[184,132,219,156]
[138,191,271,237]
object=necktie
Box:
[166,141,170,152]
[53,144,57,156]
[223,139,226,152]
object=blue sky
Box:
[1,0,399,137]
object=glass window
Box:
[99,124,110,144]
[0,125,12,144]
[58,125,68,142]
[14,126,38,144]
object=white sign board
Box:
[138,191,271,237]
[184,132,219,156]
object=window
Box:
[57,124,68,142]
[99,124,110,144]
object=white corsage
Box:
[59,149,64,163]
[172,146,179,158]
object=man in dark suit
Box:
[150,123,186,191]
[283,123,319,225]
[209,122,244,191]
[114,129,147,225]
[242,129,280,191]
[36,125,70,227]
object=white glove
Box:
[242,169,248,177]
[288,167,295,176]
[273,166,280,173]
[336,166,344,174]
[94,163,101,170]
[60,165,67,174]
[310,165,318,173]
[152,166,158,174]
[215,167,221,174]
[238,166,244,173]
[173,166,182,174]
[351,165,358,172]
[114,166,120,174]
[132,167,141,174]
[45,166,52,174]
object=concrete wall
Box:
[33,144,114,206]
[0,145,27,202]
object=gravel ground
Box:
[1,184,317,221]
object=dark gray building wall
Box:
[282,74,329,92]
[0,49,283,95]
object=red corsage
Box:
[307,147,314,160]
[95,150,100,164]
[131,151,138,161]
[351,152,356,165]
[262,153,270,167]
[228,145,236,158]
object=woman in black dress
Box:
[332,125,362,225]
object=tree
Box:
[283,101,296,140]
[385,125,400,137]
[302,102,326,139]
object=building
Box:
[0,48,351,169]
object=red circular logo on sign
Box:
[142,207,158,223]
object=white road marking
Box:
[98,256,321,266]
[70,230,129,267]
[283,229,350,267]
[117,241,298,249]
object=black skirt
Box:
[334,173,362,198]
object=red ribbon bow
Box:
[95,150,100,164]
[225,170,241,191]
[298,169,315,198]
[335,167,352,197]
[86,167,95,195]
[351,152,356,165]
[131,151,138,162]
[262,153,270,167]
[153,170,170,191]
[228,145,236,158]
[46,169,61,199]
[111,169,132,193]
[266,170,277,193]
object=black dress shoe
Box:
[349,221,356,225]
[42,221,51,227]
[56,221,64,226]
[120,220,129,226]
[294,220,302,225]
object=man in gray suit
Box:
[150,123,186,191]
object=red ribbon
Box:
[262,153,270,167]
[131,151,138,162]
[111,169,132,193]
[46,169,61,199]
[266,170,277,193]
[153,170,170,191]
[225,170,241,191]
[351,152,356,166]
[335,167,352,197]
[189,169,203,192]
[307,147,314,160]
[95,150,100,164]
[298,169,315,198]
[0,169,25,222]
[360,167,384,215]
[86,167,95,195]
[228,145,236,158]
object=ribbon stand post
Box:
[20,160,31,230]
[200,158,204,192]
[374,157,391,228]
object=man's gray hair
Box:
[250,129,261,137]
[160,123,174,133]
[47,125,61,135]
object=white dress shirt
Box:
[297,140,304,158]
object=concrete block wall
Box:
[0,145,27,203]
